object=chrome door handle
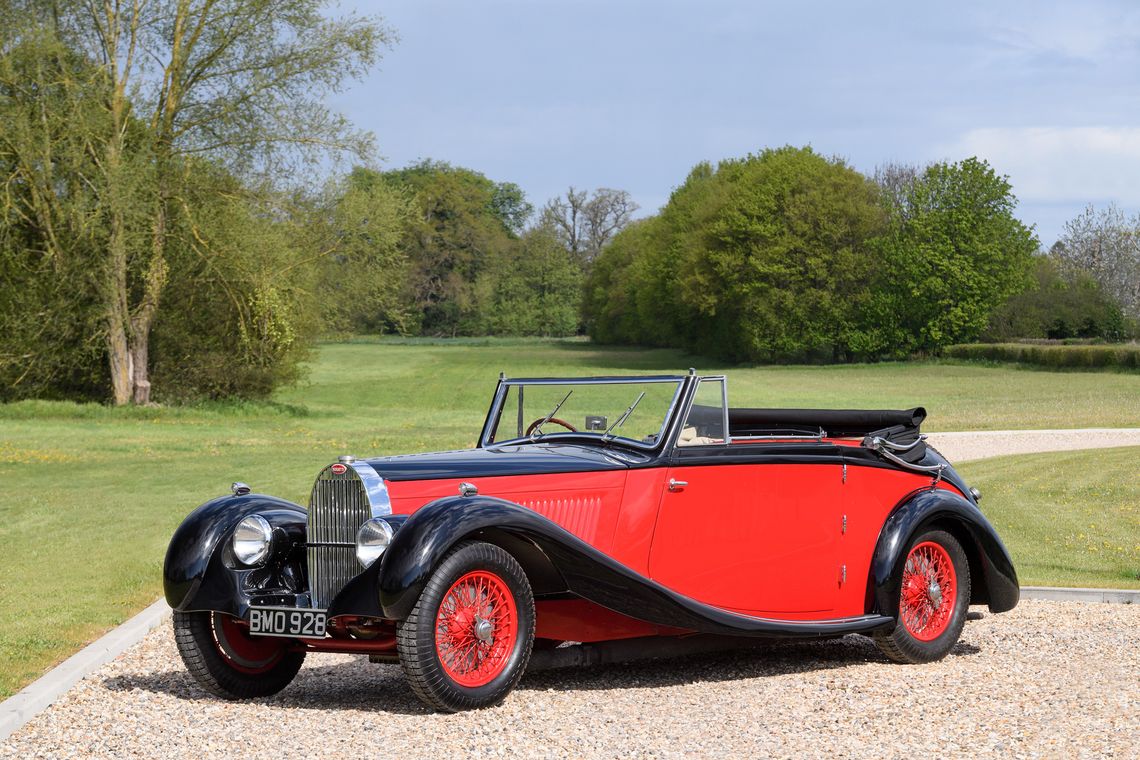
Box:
[668,478,688,492]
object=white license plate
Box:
[248,607,327,638]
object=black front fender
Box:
[163,493,307,613]
[870,488,1019,618]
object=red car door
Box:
[648,460,845,617]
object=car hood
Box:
[364,443,641,482]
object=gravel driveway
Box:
[3,600,1137,758]
[926,428,1140,462]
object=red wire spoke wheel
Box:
[211,613,288,674]
[172,610,305,699]
[434,571,519,687]
[397,541,535,712]
[874,529,971,664]
[899,542,957,641]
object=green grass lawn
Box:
[1,338,1138,697]
[958,447,1140,590]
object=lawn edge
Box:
[0,598,171,742]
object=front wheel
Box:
[874,529,971,663]
[173,610,305,699]
[397,541,535,712]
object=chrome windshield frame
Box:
[479,375,690,452]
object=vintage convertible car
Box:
[164,371,1018,711]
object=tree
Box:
[0,30,122,399]
[381,160,528,335]
[1054,204,1140,320]
[7,0,389,403]
[148,167,320,400]
[473,229,582,336]
[588,148,885,361]
[540,187,638,268]
[983,255,1130,342]
[869,157,1038,355]
[313,168,415,335]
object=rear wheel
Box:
[173,610,305,699]
[397,541,535,712]
[874,529,970,663]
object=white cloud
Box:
[938,127,1140,205]
[983,4,1140,62]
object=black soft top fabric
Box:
[727,407,926,438]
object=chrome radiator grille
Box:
[307,467,372,609]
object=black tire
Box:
[172,610,305,699]
[874,529,971,663]
[397,541,535,712]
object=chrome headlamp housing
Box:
[355,517,395,568]
[232,514,273,567]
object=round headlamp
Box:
[356,518,394,568]
[232,514,273,566]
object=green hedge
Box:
[944,343,1140,370]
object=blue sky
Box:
[334,0,1140,246]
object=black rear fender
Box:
[869,488,1019,618]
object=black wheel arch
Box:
[163,493,307,614]
[868,487,1019,619]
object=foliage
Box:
[586,147,886,361]
[377,161,523,335]
[587,153,1037,362]
[147,170,324,401]
[540,186,638,268]
[867,158,1038,357]
[0,0,389,404]
[984,256,1132,342]
[1054,204,1140,319]
[0,31,144,400]
[472,229,583,336]
[313,168,417,336]
[581,218,663,345]
[944,342,1140,371]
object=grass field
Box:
[1,338,1138,698]
[958,448,1140,589]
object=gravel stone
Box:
[926,428,1140,463]
[3,600,1137,758]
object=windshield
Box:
[485,379,684,448]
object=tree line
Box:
[3,4,1137,405]
[584,147,1137,362]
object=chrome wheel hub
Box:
[474,618,494,643]
[928,581,943,608]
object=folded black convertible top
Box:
[728,407,926,438]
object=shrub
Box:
[944,343,1140,371]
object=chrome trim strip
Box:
[868,434,927,452]
[873,446,946,476]
[349,460,392,517]
[501,376,688,385]
[482,378,687,451]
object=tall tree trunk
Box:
[105,221,134,404]
[107,313,132,405]
[128,199,169,405]
[104,132,133,405]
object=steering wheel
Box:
[525,417,578,436]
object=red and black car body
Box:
[164,372,1018,711]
